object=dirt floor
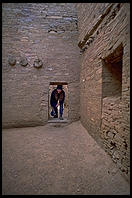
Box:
[2,121,130,195]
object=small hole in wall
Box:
[48,29,57,33]
[48,82,68,121]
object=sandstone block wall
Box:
[2,3,80,128]
[77,3,130,180]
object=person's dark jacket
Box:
[50,89,65,107]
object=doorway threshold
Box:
[48,118,69,123]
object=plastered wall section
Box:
[77,3,130,180]
[2,3,80,128]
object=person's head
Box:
[57,85,62,93]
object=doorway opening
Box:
[48,82,68,122]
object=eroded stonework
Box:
[77,3,130,181]
[2,3,80,128]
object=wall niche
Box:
[102,44,123,98]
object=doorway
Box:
[48,82,68,121]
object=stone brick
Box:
[107,131,115,139]
[2,3,80,128]
[77,3,130,180]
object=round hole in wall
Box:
[20,57,28,67]
[8,56,16,66]
[33,59,43,68]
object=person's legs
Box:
[51,103,58,118]
[59,102,64,119]
[54,106,58,118]
[50,108,55,117]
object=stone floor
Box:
[2,121,130,195]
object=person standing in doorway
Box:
[50,85,65,120]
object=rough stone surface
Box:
[77,3,130,180]
[2,121,130,195]
[2,3,80,128]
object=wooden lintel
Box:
[50,82,68,85]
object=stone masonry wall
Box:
[77,3,130,180]
[2,3,80,128]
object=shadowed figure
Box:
[50,85,65,120]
